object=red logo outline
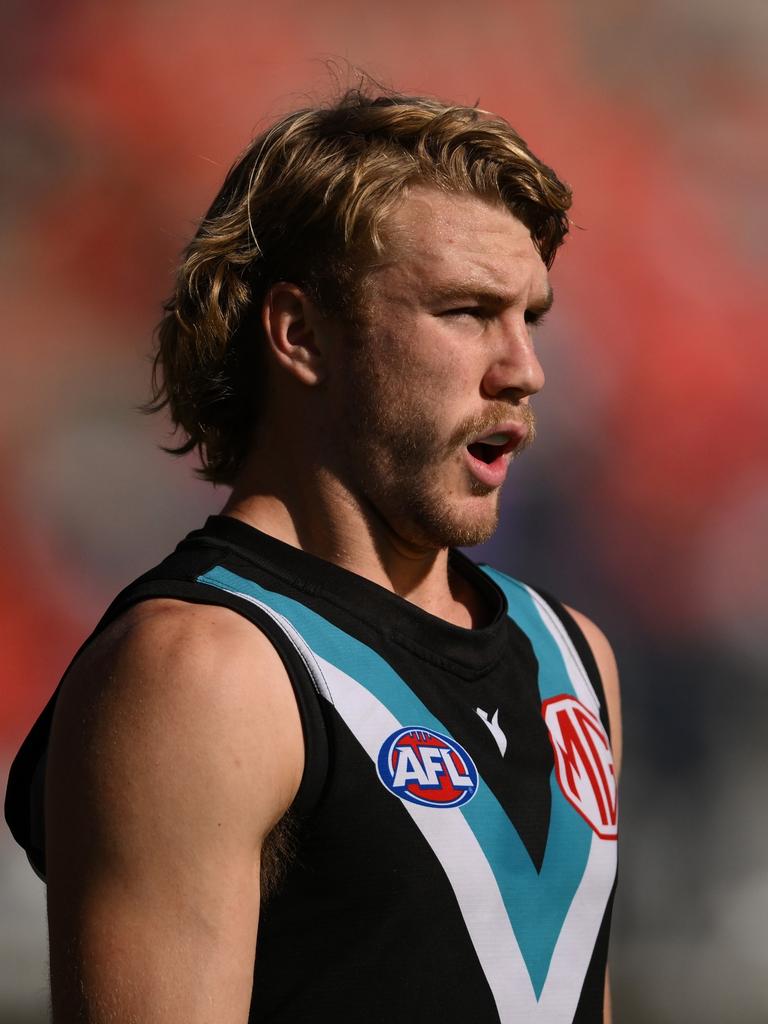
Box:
[542,695,618,840]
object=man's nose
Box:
[481,320,545,401]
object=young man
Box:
[6,89,621,1023]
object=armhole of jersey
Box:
[100,580,331,818]
[531,586,612,740]
[4,579,330,881]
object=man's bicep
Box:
[45,601,304,1023]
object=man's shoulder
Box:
[50,595,305,840]
[49,597,301,797]
[78,598,280,684]
[562,605,622,773]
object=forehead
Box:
[371,185,549,300]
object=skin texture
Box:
[46,601,304,1023]
[227,186,552,626]
[46,187,621,1023]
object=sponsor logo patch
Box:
[542,695,618,839]
[377,727,479,808]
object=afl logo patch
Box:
[542,695,618,839]
[376,728,479,808]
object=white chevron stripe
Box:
[202,583,336,704]
[522,585,602,714]
[538,834,615,1018]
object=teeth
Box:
[481,433,509,446]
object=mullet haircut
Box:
[148,86,573,484]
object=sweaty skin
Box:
[46,188,621,1024]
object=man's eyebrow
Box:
[526,285,555,324]
[427,284,515,306]
[427,283,555,315]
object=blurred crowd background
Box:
[2,1,766,1021]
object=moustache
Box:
[446,404,537,452]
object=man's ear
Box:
[262,282,329,386]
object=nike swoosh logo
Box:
[476,706,508,756]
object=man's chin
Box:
[407,493,502,549]
[441,517,500,549]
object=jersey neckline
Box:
[184,514,513,676]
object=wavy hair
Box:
[148,87,572,484]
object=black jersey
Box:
[6,515,618,1023]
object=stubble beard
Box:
[341,358,536,550]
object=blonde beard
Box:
[339,355,536,550]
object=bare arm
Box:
[565,606,622,1024]
[45,599,304,1024]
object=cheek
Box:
[417,350,478,404]
[420,322,484,381]
[402,328,472,381]
[362,317,482,411]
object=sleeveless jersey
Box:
[5,515,618,1023]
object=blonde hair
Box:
[149,87,572,484]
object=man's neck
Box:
[221,482,484,630]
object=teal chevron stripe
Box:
[197,564,591,997]
[478,568,573,702]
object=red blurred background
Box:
[2,2,767,1020]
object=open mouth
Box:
[467,441,503,465]
[465,431,520,465]
[463,426,528,487]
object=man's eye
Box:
[441,307,486,319]
[525,311,549,329]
